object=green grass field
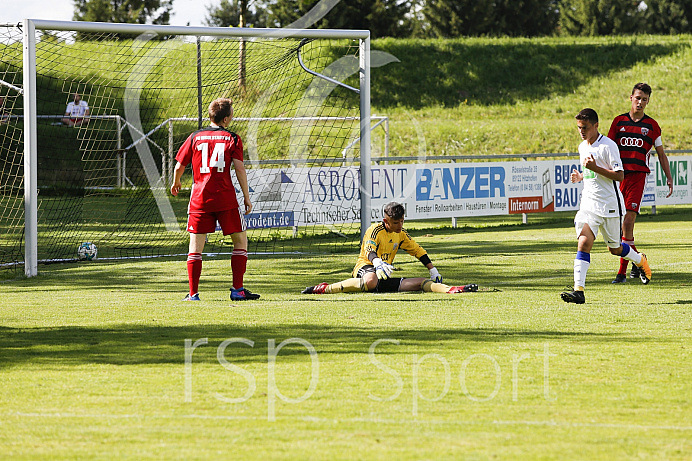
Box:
[1,206,690,460]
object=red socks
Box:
[187,250,248,294]
[231,249,248,290]
[187,253,202,295]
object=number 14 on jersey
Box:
[197,142,225,173]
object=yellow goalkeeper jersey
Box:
[352,222,428,277]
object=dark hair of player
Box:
[632,82,652,96]
[575,108,598,124]
[383,202,405,220]
[208,98,233,124]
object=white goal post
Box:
[21,19,372,277]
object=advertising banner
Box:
[232,156,692,229]
[654,156,690,205]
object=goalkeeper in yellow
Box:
[301,202,478,295]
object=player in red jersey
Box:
[607,83,673,284]
[170,97,260,301]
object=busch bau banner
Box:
[231,156,691,228]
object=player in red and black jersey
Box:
[607,83,674,284]
[170,97,260,301]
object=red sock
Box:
[187,253,202,295]
[619,238,636,275]
[231,249,248,290]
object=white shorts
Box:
[574,209,622,249]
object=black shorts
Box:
[356,265,402,293]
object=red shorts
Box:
[620,171,647,214]
[187,208,246,235]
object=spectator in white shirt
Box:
[61,92,90,127]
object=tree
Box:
[205,1,271,95]
[73,0,173,25]
[643,0,692,34]
[269,0,415,38]
[423,0,559,38]
[558,0,645,36]
[423,0,497,37]
[204,0,269,27]
[493,0,560,37]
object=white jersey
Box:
[66,100,89,117]
[578,133,624,218]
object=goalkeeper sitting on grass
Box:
[302,202,478,295]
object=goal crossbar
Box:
[26,20,370,40]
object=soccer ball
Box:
[77,242,98,261]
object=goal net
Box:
[0,21,371,277]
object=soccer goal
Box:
[0,20,371,277]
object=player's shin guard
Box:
[574,251,590,291]
[231,249,248,290]
[618,238,635,275]
[328,278,368,293]
[421,280,451,293]
[619,243,642,265]
[187,253,202,295]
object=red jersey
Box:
[175,126,244,213]
[607,113,661,174]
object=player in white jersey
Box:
[561,108,652,304]
[61,92,90,127]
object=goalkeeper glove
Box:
[429,267,443,283]
[373,258,394,280]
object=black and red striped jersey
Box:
[607,113,661,174]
